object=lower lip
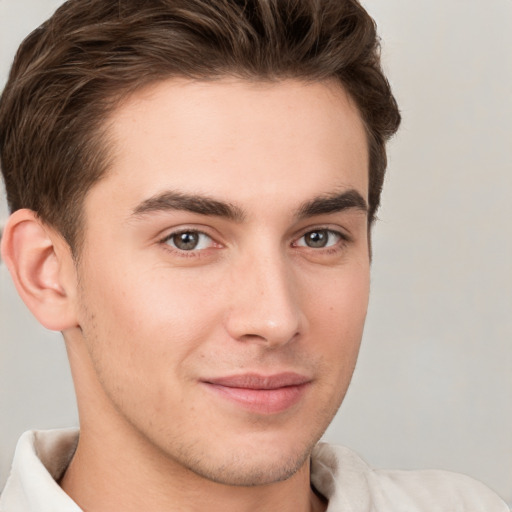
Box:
[203,382,310,415]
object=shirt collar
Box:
[1,429,82,512]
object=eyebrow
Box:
[131,188,367,222]
[131,191,246,221]
[297,189,368,219]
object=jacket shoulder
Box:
[312,444,509,512]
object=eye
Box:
[163,230,214,251]
[295,229,342,249]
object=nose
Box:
[224,250,304,348]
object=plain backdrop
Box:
[1,0,511,505]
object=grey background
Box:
[1,0,511,505]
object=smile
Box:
[202,373,311,415]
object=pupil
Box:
[174,232,199,250]
[306,230,328,248]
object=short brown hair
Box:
[0,0,400,252]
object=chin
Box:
[174,433,318,487]
[188,451,310,487]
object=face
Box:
[70,78,370,486]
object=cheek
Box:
[306,261,370,331]
[305,263,370,377]
[85,259,218,334]
[76,261,222,384]
[75,266,225,425]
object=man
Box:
[0,0,508,510]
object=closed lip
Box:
[202,372,312,389]
[201,372,312,414]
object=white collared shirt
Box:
[1,430,509,511]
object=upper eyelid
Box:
[158,225,219,243]
[162,227,206,237]
[161,228,211,240]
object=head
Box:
[0,0,400,496]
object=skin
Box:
[4,78,370,512]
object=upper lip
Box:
[203,373,311,390]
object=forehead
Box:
[89,78,369,218]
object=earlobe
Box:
[1,209,79,331]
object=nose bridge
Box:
[225,243,302,347]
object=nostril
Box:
[235,328,300,349]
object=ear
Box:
[1,209,79,331]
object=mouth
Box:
[201,373,312,415]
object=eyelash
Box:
[159,227,349,258]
